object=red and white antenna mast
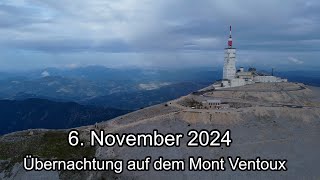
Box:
[228,25,233,48]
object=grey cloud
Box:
[288,57,304,64]
[0,0,318,53]
[6,38,132,52]
[0,0,319,70]
[0,3,53,28]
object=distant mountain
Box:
[0,76,122,101]
[0,66,219,107]
[29,66,219,82]
[1,66,319,111]
[0,98,131,135]
[86,82,209,110]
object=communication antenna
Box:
[228,25,232,48]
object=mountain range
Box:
[0,66,320,135]
[0,98,130,135]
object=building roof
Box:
[236,72,252,75]
[205,99,221,103]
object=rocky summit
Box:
[1,82,320,179]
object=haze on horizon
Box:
[0,0,319,71]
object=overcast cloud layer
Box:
[0,0,319,70]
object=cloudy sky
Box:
[0,0,319,71]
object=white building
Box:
[230,78,246,87]
[223,48,236,80]
[217,26,287,88]
[202,99,221,109]
[236,67,253,80]
[223,26,236,80]
[253,76,288,83]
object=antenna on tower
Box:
[228,25,233,48]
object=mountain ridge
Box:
[0,98,131,135]
[1,82,320,179]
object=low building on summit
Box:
[253,75,287,83]
[236,67,253,80]
[230,78,246,87]
[202,99,221,109]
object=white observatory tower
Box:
[223,25,236,80]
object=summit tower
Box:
[222,25,236,80]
